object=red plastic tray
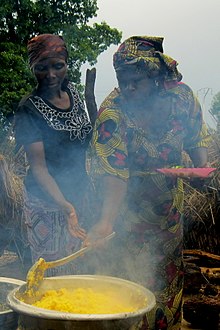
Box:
[156,168,217,178]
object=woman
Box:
[14,34,93,275]
[84,36,210,329]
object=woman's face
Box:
[33,57,67,91]
[116,65,155,108]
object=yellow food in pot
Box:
[32,287,141,314]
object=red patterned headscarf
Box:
[27,34,68,69]
[113,36,182,83]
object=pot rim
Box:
[7,275,156,321]
[0,277,25,286]
[0,277,25,315]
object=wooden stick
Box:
[183,249,220,261]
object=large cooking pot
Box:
[7,274,156,330]
[0,277,25,330]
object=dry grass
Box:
[0,135,28,259]
[183,128,220,255]
[0,154,25,222]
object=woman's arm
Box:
[83,89,128,245]
[25,141,86,239]
[182,86,211,163]
[188,147,209,168]
[83,175,127,246]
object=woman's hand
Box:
[63,201,87,240]
[82,220,113,247]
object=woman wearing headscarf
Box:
[14,34,93,275]
[84,36,210,329]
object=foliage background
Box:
[0,0,122,121]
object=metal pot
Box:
[0,277,25,330]
[7,275,156,330]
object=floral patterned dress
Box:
[88,82,210,329]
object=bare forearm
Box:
[83,175,127,245]
[25,142,69,207]
[188,147,208,167]
[32,167,68,208]
[100,175,127,225]
[32,167,87,238]
[25,142,86,239]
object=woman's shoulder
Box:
[177,82,194,93]
[165,81,196,106]
[66,81,86,112]
[165,81,192,93]
[96,88,123,125]
[66,81,81,97]
[167,81,194,96]
[99,88,121,111]
[17,90,37,111]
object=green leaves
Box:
[63,22,121,82]
[0,0,122,119]
[0,42,34,117]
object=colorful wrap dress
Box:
[87,82,210,329]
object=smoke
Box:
[77,231,157,292]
